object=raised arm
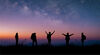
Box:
[69,34,74,36]
[62,33,66,36]
[51,30,55,35]
[45,31,48,34]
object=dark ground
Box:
[0,44,100,54]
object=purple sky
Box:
[0,0,100,46]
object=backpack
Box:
[65,36,70,40]
[83,35,86,40]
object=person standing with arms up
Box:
[81,32,86,47]
[45,30,55,46]
[62,32,74,47]
[31,33,37,46]
[15,32,19,46]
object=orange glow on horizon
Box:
[0,31,99,40]
[0,24,100,40]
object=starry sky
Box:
[0,0,100,46]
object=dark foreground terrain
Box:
[0,44,100,54]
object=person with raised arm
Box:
[45,30,55,46]
[62,32,74,47]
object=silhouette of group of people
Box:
[15,31,86,47]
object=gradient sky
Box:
[0,0,100,46]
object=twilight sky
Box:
[0,0,100,45]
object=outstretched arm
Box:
[45,31,48,34]
[62,33,66,36]
[69,34,74,36]
[51,30,55,35]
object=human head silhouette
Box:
[33,33,36,34]
[32,33,36,36]
[67,33,69,35]
[82,32,84,35]
[15,32,18,36]
[49,32,51,34]
[16,32,18,34]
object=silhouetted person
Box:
[81,32,86,47]
[62,33,74,47]
[15,32,19,46]
[31,33,37,46]
[45,30,55,46]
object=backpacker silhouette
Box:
[81,32,86,47]
[45,30,55,46]
[62,32,74,47]
[31,33,37,46]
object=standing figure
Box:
[31,33,37,46]
[15,32,19,46]
[45,30,55,46]
[81,32,86,47]
[62,32,74,47]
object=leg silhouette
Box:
[82,40,84,47]
[16,40,18,46]
[48,39,51,46]
[35,40,37,46]
[32,41,34,46]
[66,40,69,47]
